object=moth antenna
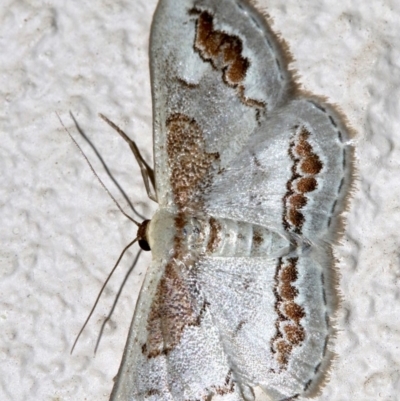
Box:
[70,237,138,354]
[99,113,158,203]
[56,112,140,227]
[69,112,146,221]
[94,248,142,354]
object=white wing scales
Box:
[109,0,353,400]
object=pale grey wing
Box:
[150,0,292,208]
[205,98,353,242]
[109,258,247,401]
[195,249,335,401]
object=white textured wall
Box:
[1,0,398,400]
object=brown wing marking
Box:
[166,113,219,211]
[283,127,323,234]
[191,8,265,109]
[271,127,323,368]
[144,259,199,358]
[271,257,305,368]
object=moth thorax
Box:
[179,216,209,253]
[147,209,177,259]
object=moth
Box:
[108,0,353,400]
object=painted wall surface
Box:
[1,0,398,400]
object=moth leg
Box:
[99,113,158,202]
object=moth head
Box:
[137,219,151,251]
